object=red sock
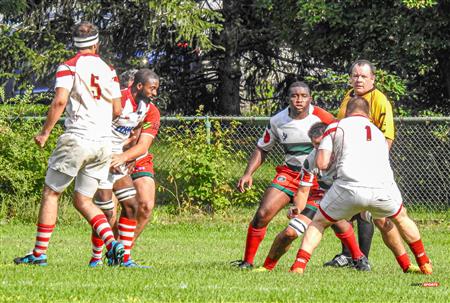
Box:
[409,239,430,266]
[243,223,267,264]
[263,257,278,270]
[91,233,104,262]
[90,214,115,251]
[396,253,411,272]
[33,223,55,257]
[290,249,311,271]
[118,217,137,263]
[335,225,364,260]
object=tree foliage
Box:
[1,0,449,115]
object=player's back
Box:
[57,53,121,141]
[334,116,393,187]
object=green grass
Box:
[0,208,448,302]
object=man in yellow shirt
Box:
[324,59,395,267]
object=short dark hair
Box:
[308,122,328,140]
[132,68,160,87]
[346,96,370,116]
[72,21,99,50]
[120,69,138,89]
[349,59,376,76]
[288,81,310,95]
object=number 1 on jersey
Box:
[365,125,372,141]
[90,74,101,100]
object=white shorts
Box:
[319,180,402,222]
[46,133,111,192]
[98,164,128,190]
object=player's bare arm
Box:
[34,87,69,148]
[237,146,267,193]
[112,97,122,118]
[316,149,332,170]
[290,185,310,219]
[111,133,154,168]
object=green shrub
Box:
[158,107,249,212]
[0,87,68,222]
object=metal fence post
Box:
[205,115,211,144]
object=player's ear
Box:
[136,82,143,90]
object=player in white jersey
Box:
[232,82,334,269]
[14,21,125,266]
[290,96,432,275]
[89,69,161,267]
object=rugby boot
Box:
[323,254,353,267]
[419,262,433,275]
[14,253,48,266]
[105,241,125,266]
[353,256,371,271]
[230,260,253,270]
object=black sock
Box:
[356,214,374,257]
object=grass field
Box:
[1,208,448,302]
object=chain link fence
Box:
[151,116,449,213]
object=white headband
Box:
[73,33,99,48]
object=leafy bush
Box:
[0,87,68,222]
[158,107,250,212]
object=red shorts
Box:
[131,154,154,180]
[270,165,321,210]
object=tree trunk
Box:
[217,0,241,115]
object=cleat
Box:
[419,262,433,275]
[253,266,271,272]
[323,254,353,268]
[88,259,103,267]
[353,256,371,271]
[121,259,152,268]
[14,253,48,266]
[289,267,304,274]
[105,241,125,266]
[230,260,253,270]
[404,264,421,274]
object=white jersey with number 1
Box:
[54,53,122,141]
[319,115,394,188]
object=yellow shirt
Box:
[337,88,395,140]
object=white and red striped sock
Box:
[90,233,104,262]
[118,217,137,263]
[90,214,115,251]
[33,223,55,257]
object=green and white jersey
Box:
[257,105,334,169]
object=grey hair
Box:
[349,59,376,76]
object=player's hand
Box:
[237,174,253,193]
[34,132,50,148]
[111,153,127,168]
[123,130,137,148]
[287,207,299,219]
[126,160,136,174]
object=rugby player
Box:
[14,21,124,266]
[290,97,432,275]
[89,69,160,267]
[232,81,334,269]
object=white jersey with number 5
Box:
[319,115,394,188]
[54,53,121,141]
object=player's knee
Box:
[114,187,138,214]
[252,210,270,228]
[138,200,154,218]
[283,227,299,241]
[288,217,308,237]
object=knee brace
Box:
[94,199,114,211]
[114,187,137,203]
[288,218,308,236]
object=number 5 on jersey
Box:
[90,74,101,100]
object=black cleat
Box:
[230,260,254,270]
[353,256,371,271]
[323,254,353,267]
